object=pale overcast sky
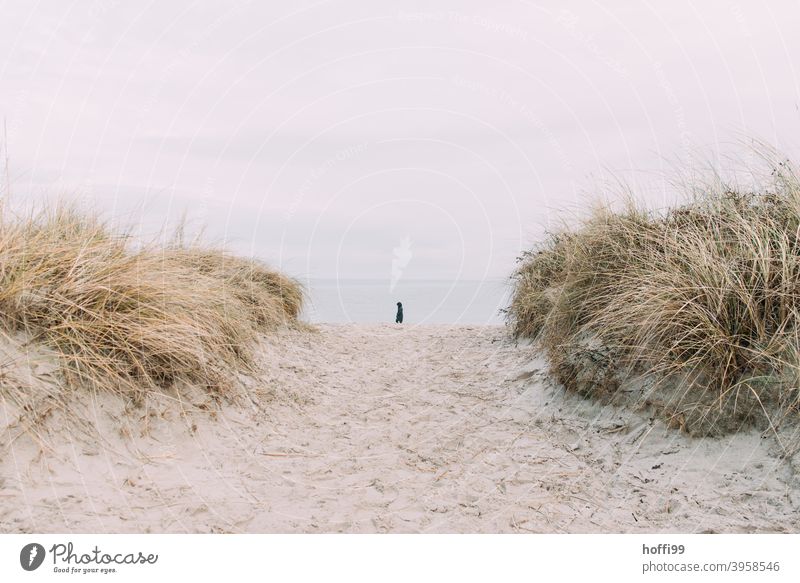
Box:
[1,1,799,280]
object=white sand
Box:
[1,324,798,533]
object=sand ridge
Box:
[1,324,798,533]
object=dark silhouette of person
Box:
[395,301,404,324]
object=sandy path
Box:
[1,324,798,533]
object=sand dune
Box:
[1,324,798,533]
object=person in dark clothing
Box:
[395,302,404,324]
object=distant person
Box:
[395,301,403,324]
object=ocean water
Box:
[302,278,512,325]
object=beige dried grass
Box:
[509,155,800,436]
[0,203,304,404]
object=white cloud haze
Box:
[2,0,799,280]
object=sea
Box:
[302,278,512,325]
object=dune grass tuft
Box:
[0,203,304,403]
[509,159,800,436]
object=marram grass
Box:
[0,203,303,403]
[509,160,800,437]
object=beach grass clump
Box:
[171,249,304,325]
[509,160,800,436]
[0,203,303,402]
